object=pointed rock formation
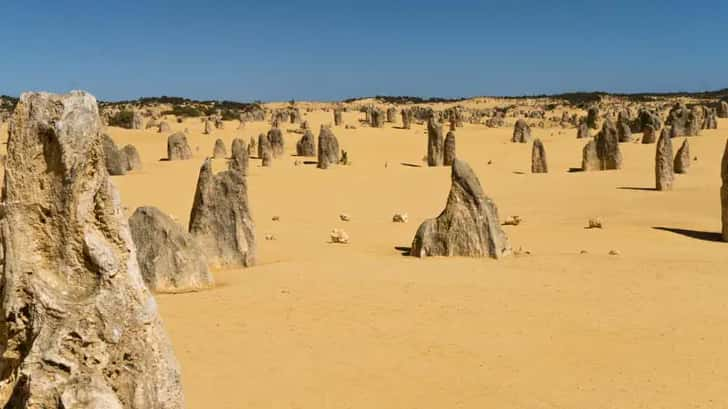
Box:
[427,116,444,166]
[531,138,548,173]
[371,108,385,128]
[511,118,532,143]
[213,138,227,159]
[674,139,690,174]
[410,159,510,258]
[642,125,657,144]
[577,120,590,139]
[129,207,213,293]
[401,109,412,129]
[296,129,316,157]
[443,131,456,166]
[230,138,248,174]
[102,133,127,175]
[131,110,144,129]
[655,128,674,191]
[167,132,192,160]
[189,159,255,267]
[617,119,632,143]
[267,126,285,157]
[0,91,183,408]
[317,125,340,169]
[582,118,622,171]
[587,106,600,129]
[334,109,343,126]
[722,139,728,241]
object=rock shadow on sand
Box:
[653,227,723,242]
[395,246,412,256]
[618,186,657,191]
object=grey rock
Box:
[167,132,193,160]
[102,133,127,175]
[267,126,285,157]
[674,139,690,174]
[443,131,456,166]
[642,125,657,144]
[213,138,227,159]
[512,118,532,143]
[317,125,340,169]
[722,139,728,241]
[410,159,511,258]
[427,116,444,166]
[0,91,184,408]
[531,138,548,173]
[230,138,249,174]
[655,128,674,191]
[129,206,213,293]
[189,159,256,267]
[296,129,316,157]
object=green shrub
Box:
[107,110,135,128]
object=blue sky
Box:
[0,0,726,101]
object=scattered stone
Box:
[608,249,620,256]
[339,150,350,165]
[0,91,183,407]
[531,138,548,173]
[655,127,674,191]
[272,216,280,221]
[189,159,256,267]
[265,234,276,241]
[392,213,408,223]
[339,213,351,222]
[330,228,349,244]
[129,206,214,293]
[410,159,511,258]
[587,218,603,229]
[502,215,522,226]
[674,139,690,174]
[167,132,193,160]
[512,118,532,143]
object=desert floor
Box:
[8,111,728,408]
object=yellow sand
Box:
[5,108,728,408]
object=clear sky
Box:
[1,0,726,102]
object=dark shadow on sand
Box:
[400,162,422,168]
[618,186,657,191]
[653,227,723,242]
[395,246,411,256]
[568,167,584,173]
